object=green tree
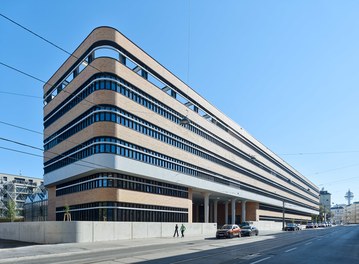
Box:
[6,200,17,222]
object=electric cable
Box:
[0,13,102,74]
[280,150,359,156]
[0,120,42,135]
[0,60,98,109]
[3,12,356,190]
[0,136,113,171]
[0,90,42,99]
[0,146,43,158]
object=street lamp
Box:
[180,116,190,125]
[180,109,191,126]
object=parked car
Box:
[306,222,315,228]
[216,224,241,238]
[240,221,253,227]
[318,222,325,228]
[284,223,299,231]
[240,225,258,236]
[297,224,306,230]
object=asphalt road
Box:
[0,225,357,263]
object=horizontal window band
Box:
[56,172,188,199]
[45,137,318,212]
[44,72,318,196]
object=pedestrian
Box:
[180,224,186,238]
[173,224,179,237]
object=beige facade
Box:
[344,203,359,224]
[43,27,319,224]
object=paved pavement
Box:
[0,230,280,263]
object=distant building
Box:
[0,173,44,220]
[319,189,331,210]
[344,202,359,224]
[330,204,345,224]
[24,189,48,221]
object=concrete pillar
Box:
[225,201,229,224]
[196,204,200,222]
[141,70,148,79]
[88,52,94,63]
[73,67,79,78]
[231,199,236,224]
[214,200,218,224]
[119,53,126,65]
[241,200,247,223]
[203,193,210,223]
[210,202,214,222]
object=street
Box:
[0,225,357,263]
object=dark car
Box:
[240,221,254,227]
[216,224,241,238]
[284,223,299,231]
[240,225,258,236]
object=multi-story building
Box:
[0,172,43,219]
[43,27,319,224]
[344,202,359,224]
[331,204,345,224]
[319,188,331,220]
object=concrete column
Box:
[196,204,200,222]
[88,52,94,63]
[225,201,229,224]
[214,200,218,224]
[119,53,126,65]
[203,193,210,223]
[241,200,247,223]
[231,199,237,224]
[210,202,214,222]
[141,70,148,79]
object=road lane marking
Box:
[305,242,312,245]
[250,256,272,264]
[285,247,297,253]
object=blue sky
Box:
[1,0,358,205]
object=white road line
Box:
[285,247,297,253]
[305,242,312,245]
[250,256,272,264]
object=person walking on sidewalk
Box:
[173,224,179,237]
[180,224,186,238]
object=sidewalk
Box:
[0,230,282,263]
[0,235,205,262]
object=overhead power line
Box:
[317,176,359,186]
[280,150,359,156]
[0,137,42,152]
[0,12,103,112]
[0,13,72,57]
[0,91,42,99]
[0,59,98,109]
[313,163,359,175]
[0,146,43,158]
[0,13,102,74]
[0,61,48,85]
[0,120,42,135]
[0,119,94,158]
[0,136,114,172]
